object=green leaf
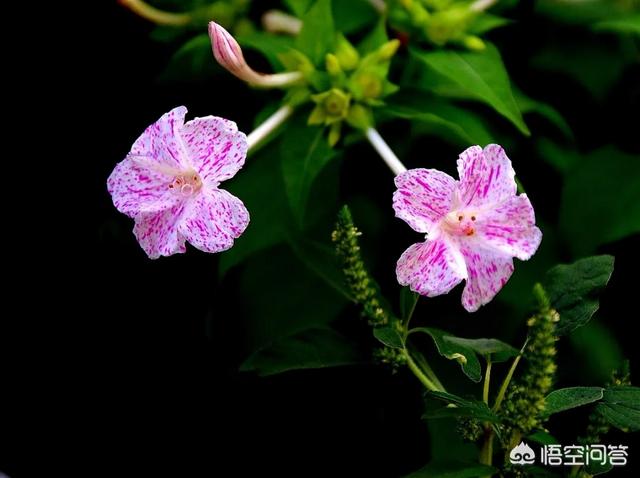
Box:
[469,14,512,35]
[410,328,482,382]
[424,391,500,422]
[159,34,218,82]
[288,237,353,300]
[570,322,624,384]
[560,148,640,255]
[332,0,378,33]
[443,337,519,363]
[240,327,362,376]
[404,462,498,478]
[357,18,389,55]
[535,139,581,175]
[400,287,419,322]
[514,89,573,140]
[596,386,640,432]
[412,44,530,135]
[220,144,292,276]
[238,246,347,350]
[543,255,615,335]
[237,32,295,70]
[284,0,313,16]
[383,92,493,146]
[373,325,404,349]
[527,431,559,445]
[280,121,338,227]
[543,387,605,416]
[594,15,640,35]
[296,0,335,66]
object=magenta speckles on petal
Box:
[394,144,542,312]
[107,106,250,259]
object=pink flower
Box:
[107,106,250,259]
[393,145,542,312]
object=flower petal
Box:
[133,203,188,259]
[180,116,247,186]
[393,169,457,233]
[456,144,516,208]
[396,236,467,297]
[129,106,191,172]
[107,159,181,217]
[477,194,543,260]
[459,243,514,312]
[178,188,250,254]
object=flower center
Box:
[168,170,202,197]
[443,211,477,237]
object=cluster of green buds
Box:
[387,0,492,50]
[282,34,401,146]
[210,19,401,146]
[501,284,560,446]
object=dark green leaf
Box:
[514,89,573,140]
[400,287,419,322]
[404,462,497,478]
[596,386,640,431]
[570,322,624,384]
[535,139,581,175]
[220,144,293,276]
[332,0,378,33]
[560,148,640,255]
[544,255,615,335]
[296,0,335,65]
[593,15,640,35]
[373,325,404,349]
[280,122,338,227]
[240,327,362,376]
[410,328,482,382]
[443,337,519,363]
[289,237,353,300]
[284,0,313,16]
[412,44,529,135]
[469,14,512,35]
[238,246,347,350]
[527,431,559,445]
[544,387,604,416]
[383,92,493,146]
[357,18,389,54]
[424,391,500,422]
[237,32,295,70]
[159,34,218,82]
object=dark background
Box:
[2,1,638,477]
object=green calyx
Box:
[388,0,488,50]
[309,88,352,125]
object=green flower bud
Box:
[461,35,486,51]
[311,88,351,124]
[375,39,401,62]
[424,7,475,45]
[328,122,341,147]
[346,104,373,130]
[325,53,343,77]
[335,34,360,70]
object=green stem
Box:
[492,353,523,413]
[479,427,495,473]
[405,350,440,392]
[483,359,492,405]
[414,351,446,392]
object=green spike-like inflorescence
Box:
[501,283,560,445]
[331,205,391,327]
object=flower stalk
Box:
[365,128,408,176]
[118,0,191,26]
[247,105,295,152]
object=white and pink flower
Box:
[393,144,542,312]
[107,106,249,259]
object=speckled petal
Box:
[456,144,516,208]
[393,169,457,234]
[180,116,247,186]
[133,203,188,259]
[129,106,190,171]
[107,159,182,217]
[178,188,249,253]
[477,194,542,260]
[396,236,467,297]
[459,243,514,312]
